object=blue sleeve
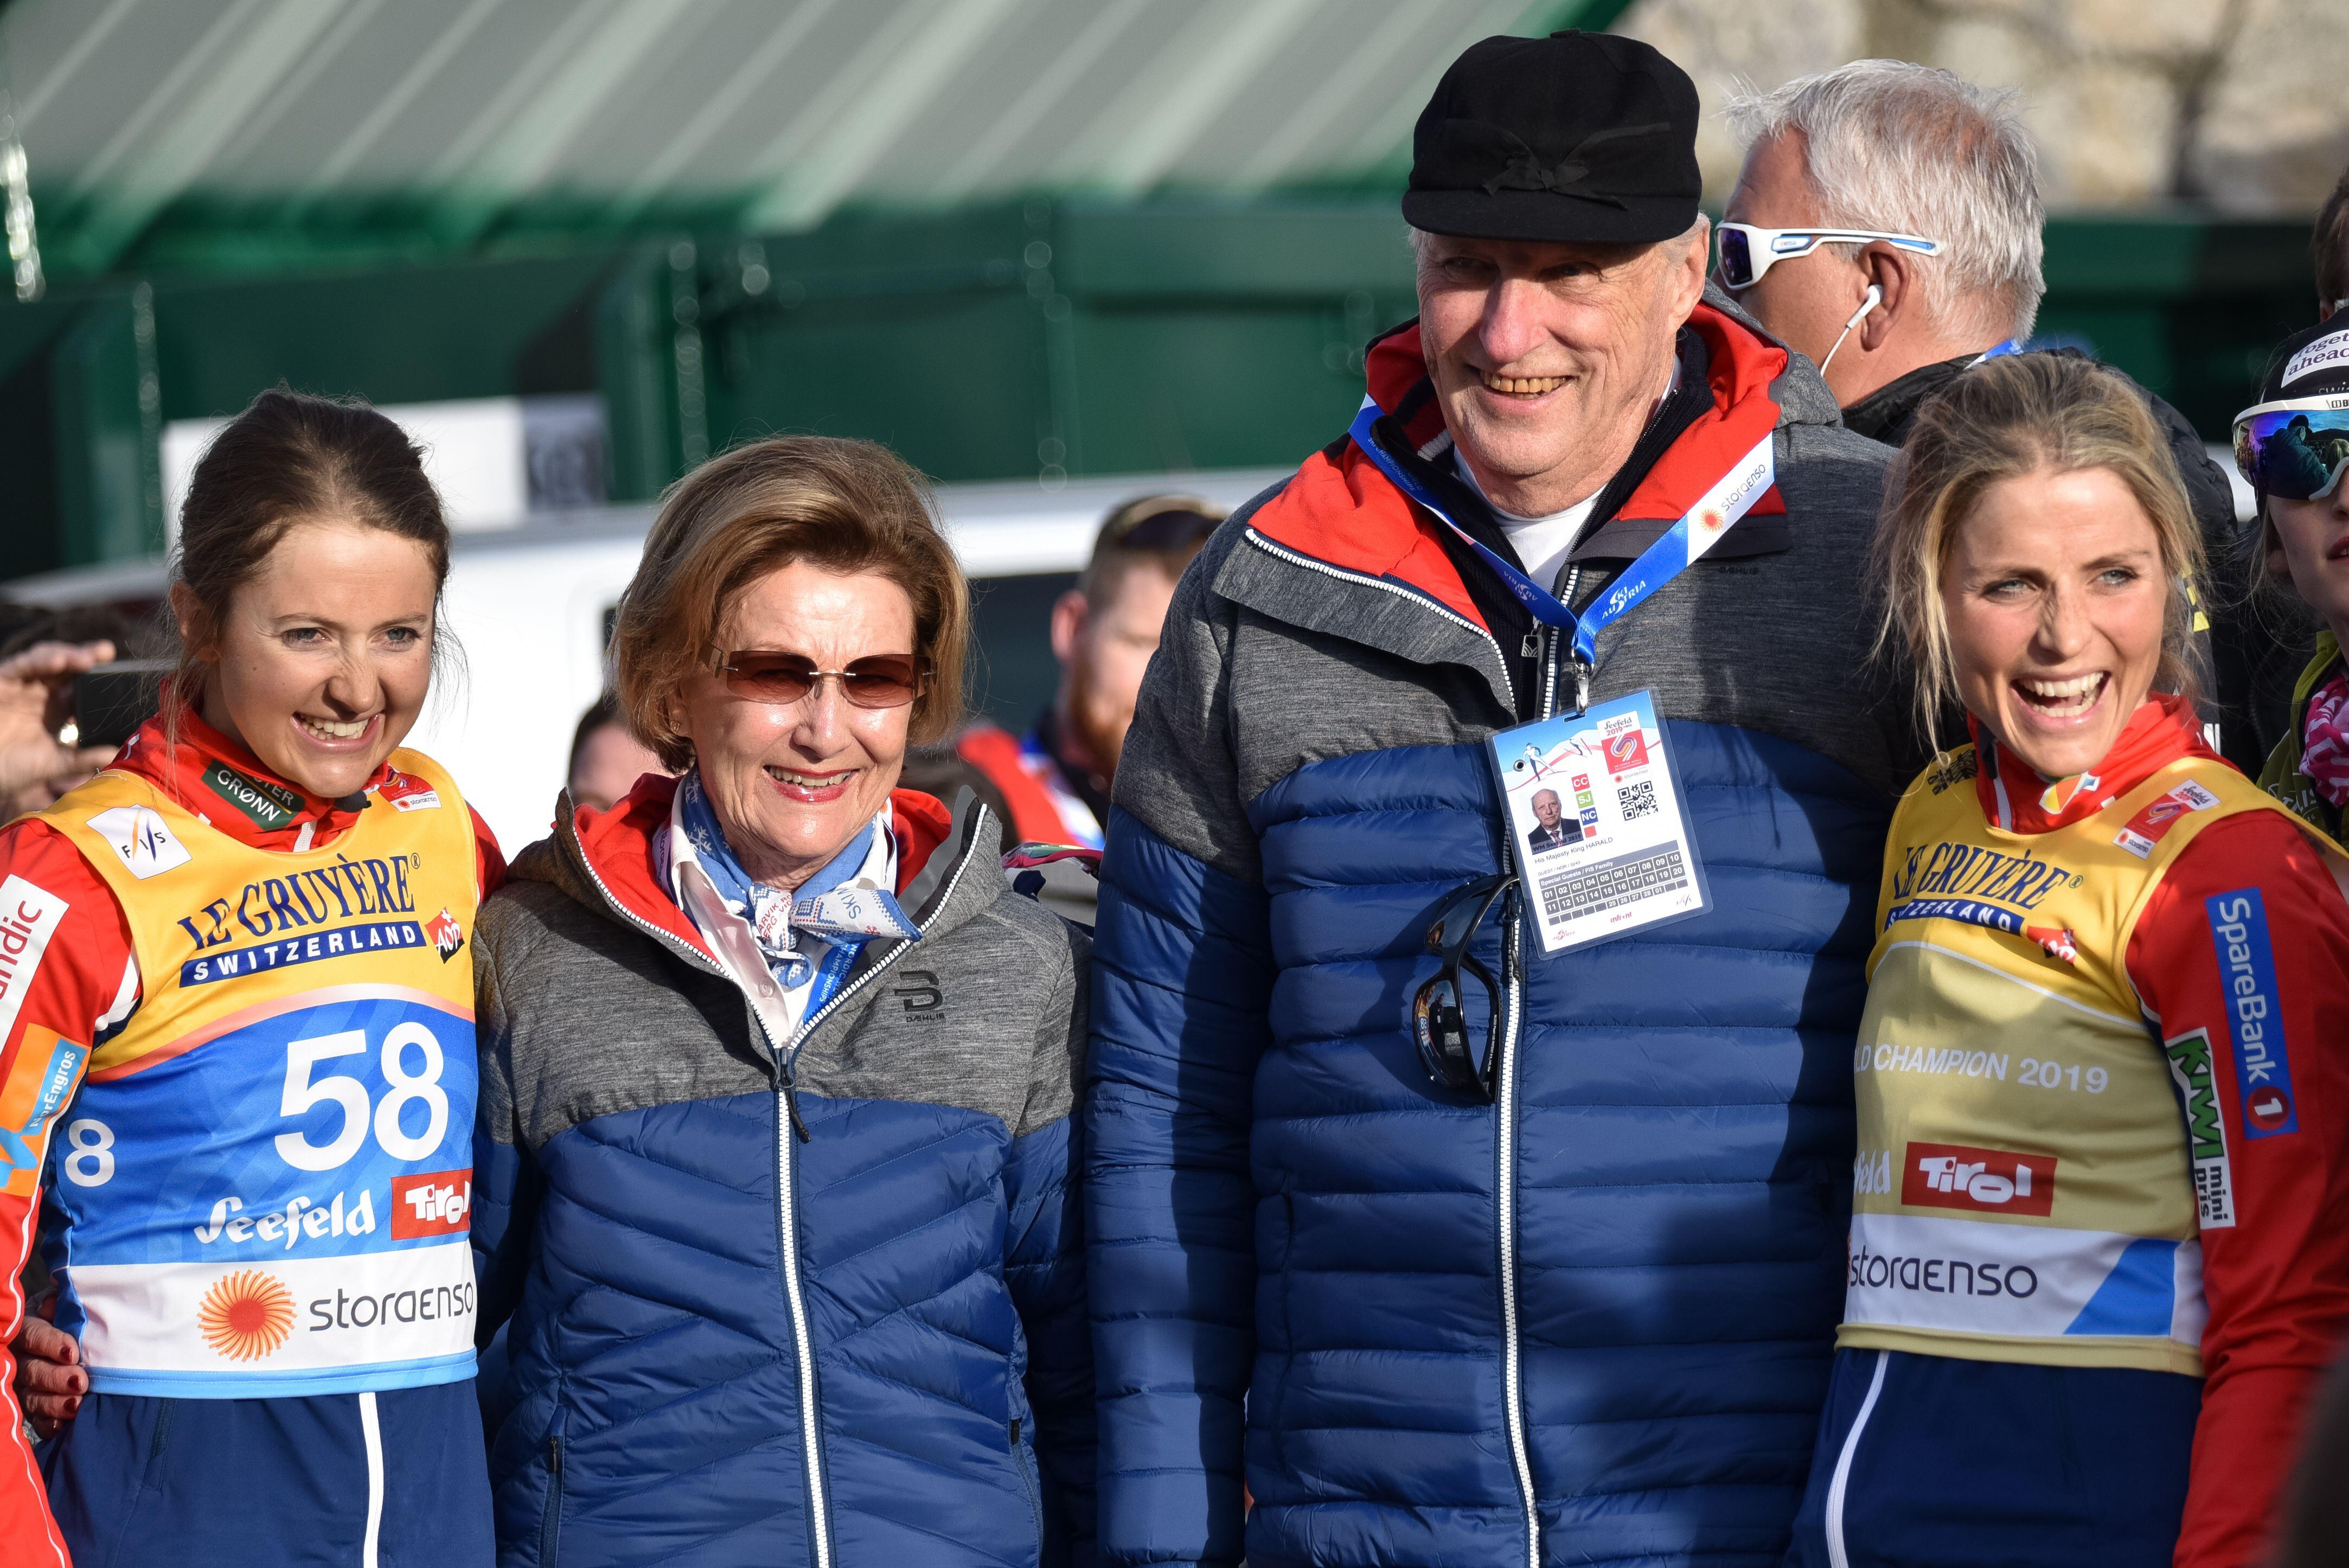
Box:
[1086,809,1274,1568]
[471,1123,539,1343]
[1007,1111,1096,1568]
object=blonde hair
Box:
[611,436,968,770]
[1873,353,2206,745]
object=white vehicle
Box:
[5,468,1283,855]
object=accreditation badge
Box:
[1488,690,1710,956]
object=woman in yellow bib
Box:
[1784,354,2349,1568]
[0,391,501,1565]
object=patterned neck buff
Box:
[672,770,920,989]
[2302,670,2349,809]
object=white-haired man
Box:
[1087,29,1914,1568]
[1720,59,2280,767]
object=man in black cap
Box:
[1087,29,1910,1568]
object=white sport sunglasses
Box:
[1715,222,1941,291]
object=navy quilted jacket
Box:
[473,779,1093,1567]
[1087,300,1911,1567]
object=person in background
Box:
[0,607,167,821]
[1717,60,2290,772]
[0,639,121,821]
[564,688,670,813]
[1800,351,2349,1568]
[2241,317,2349,844]
[955,494,1224,852]
[1087,31,1909,1568]
[2274,1347,2349,1568]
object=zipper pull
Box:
[1009,1417,1022,1446]
[783,1077,812,1143]
[1571,657,1592,716]
[547,1435,562,1476]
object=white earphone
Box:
[1819,284,1883,377]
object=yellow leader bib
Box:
[35,750,481,1398]
[1843,746,2298,1375]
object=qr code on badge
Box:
[1617,779,1659,821]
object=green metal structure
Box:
[0,200,2317,583]
[0,0,2319,583]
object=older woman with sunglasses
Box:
[466,436,1094,1566]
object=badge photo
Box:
[1489,690,1711,956]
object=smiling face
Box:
[1416,225,1708,517]
[1941,465,2170,780]
[178,517,439,799]
[2265,487,2349,643]
[673,560,916,890]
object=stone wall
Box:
[1618,0,2349,214]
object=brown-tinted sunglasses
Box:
[718,651,927,709]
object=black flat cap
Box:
[1405,30,1702,246]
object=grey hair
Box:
[1725,60,2044,344]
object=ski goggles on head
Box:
[1713,222,1941,291]
[2231,395,2349,501]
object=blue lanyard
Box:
[803,939,862,1018]
[1345,399,1776,667]
[1977,340,2024,360]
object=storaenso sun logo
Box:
[2163,1027,2236,1228]
[199,1269,296,1360]
[173,853,431,987]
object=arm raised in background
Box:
[1086,552,1275,1568]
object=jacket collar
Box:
[1840,353,1976,444]
[1970,692,2213,833]
[1241,299,1793,632]
[540,772,965,967]
[112,705,395,851]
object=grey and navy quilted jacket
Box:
[472,779,1092,1567]
[1087,292,1914,1567]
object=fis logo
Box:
[1604,730,1649,774]
[427,907,465,963]
[391,1169,472,1239]
[87,805,191,880]
[1901,1141,2057,1216]
[2115,780,2220,859]
[380,770,443,812]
